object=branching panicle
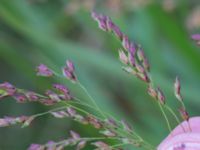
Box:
[0,11,194,150]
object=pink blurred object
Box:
[157,117,200,150]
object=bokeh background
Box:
[0,0,200,149]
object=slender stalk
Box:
[158,102,172,132]
[77,81,106,118]
[165,105,186,132]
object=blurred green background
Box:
[0,0,200,149]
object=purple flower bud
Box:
[98,16,108,31]
[129,53,135,66]
[91,12,108,31]
[25,91,38,101]
[0,82,16,98]
[135,62,145,73]
[119,50,128,64]
[106,17,114,32]
[122,35,130,50]
[148,85,157,99]
[66,60,75,72]
[112,24,123,40]
[62,67,77,82]
[157,88,165,105]
[13,93,27,103]
[53,84,70,95]
[45,90,60,102]
[21,116,35,128]
[87,115,102,129]
[129,42,136,56]
[36,64,53,77]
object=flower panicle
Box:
[91,11,151,84]
[28,130,86,150]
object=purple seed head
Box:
[36,64,53,77]
[53,84,69,94]
[66,60,75,72]
[62,66,77,82]
[129,42,136,55]
[148,86,157,99]
[112,24,123,40]
[25,91,38,101]
[157,88,165,105]
[129,53,136,66]
[13,93,27,103]
[135,62,145,73]
[119,50,128,64]
[87,115,102,129]
[106,17,114,32]
[91,12,108,31]
[174,76,183,101]
[122,35,130,50]
[45,90,60,102]
[0,82,16,97]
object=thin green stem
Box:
[110,143,130,148]
[165,105,186,132]
[77,81,106,118]
[158,102,172,132]
[32,106,68,118]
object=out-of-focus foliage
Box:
[0,0,200,149]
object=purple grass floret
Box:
[36,64,53,77]
[174,76,183,101]
[0,82,16,98]
[62,60,77,82]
